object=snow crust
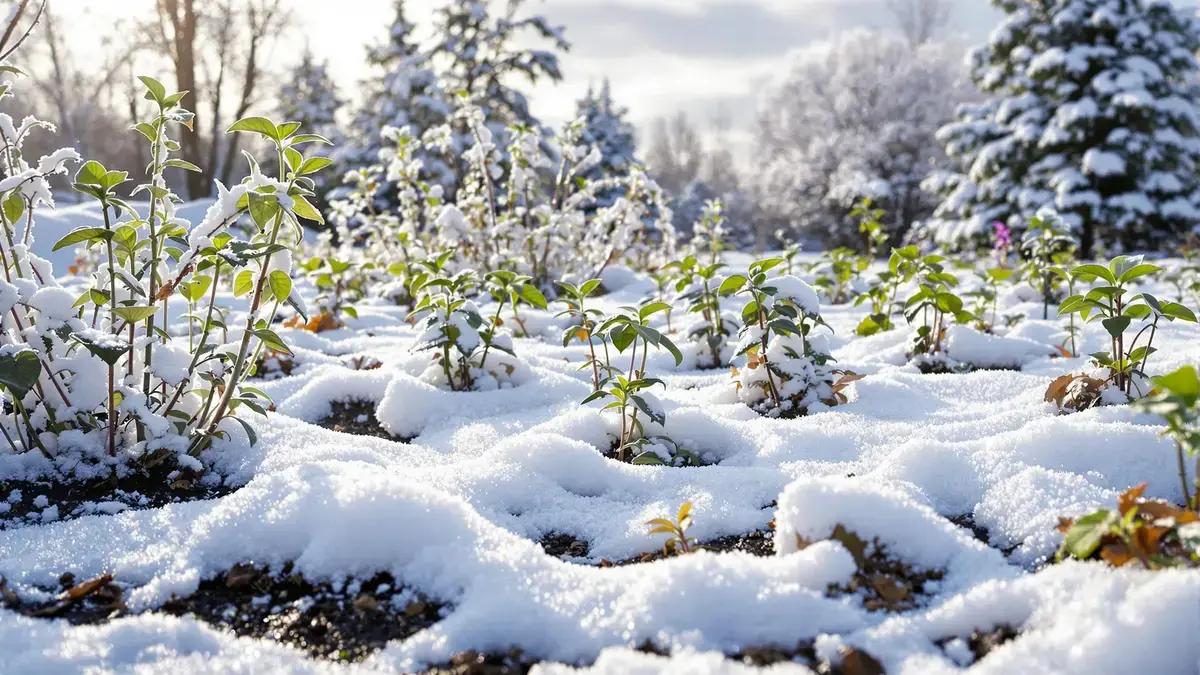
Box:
[3,257,1200,673]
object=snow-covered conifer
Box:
[926,0,1200,256]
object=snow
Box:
[0,250,1198,672]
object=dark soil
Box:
[317,400,409,442]
[2,562,445,663]
[600,528,775,566]
[936,624,1020,665]
[540,532,590,558]
[158,562,444,662]
[0,463,235,530]
[950,514,991,546]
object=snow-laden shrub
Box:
[0,40,330,475]
[721,259,850,418]
[407,256,534,392]
[325,98,677,298]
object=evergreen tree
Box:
[278,48,345,206]
[430,0,570,194]
[337,0,450,205]
[927,0,1200,256]
[574,78,637,209]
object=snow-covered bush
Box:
[721,259,848,418]
[925,0,1200,257]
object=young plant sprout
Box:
[900,250,974,361]
[670,255,737,369]
[581,301,683,463]
[555,278,609,391]
[647,501,696,556]
[1020,211,1076,320]
[850,197,888,259]
[1049,255,1197,410]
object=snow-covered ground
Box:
[2,250,1200,674]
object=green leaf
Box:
[718,275,747,296]
[1116,263,1161,285]
[233,270,255,297]
[74,160,108,187]
[164,158,202,173]
[1061,509,1117,560]
[1161,302,1198,323]
[2,193,24,225]
[227,116,279,140]
[138,75,167,104]
[267,270,292,303]
[73,332,130,366]
[0,349,40,398]
[297,156,333,175]
[113,306,159,323]
[519,283,547,309]
[1153,366,1200,400]
[252,328,292,355]
[1101,316,1131,338]
[1070,263,1116,285]
[247,192,281,229]
[288,133,333,146]
[290,195,324,224]
[52,226,111,251]
[229,415,259,447]
[638,301,672,321]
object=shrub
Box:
[721,259,848,417]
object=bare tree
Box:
[886,0,951,47]
[145,0,289,198]
[646,112,704,196]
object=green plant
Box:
[690,200,729,266]
[670,255,736,369]
[853,245,918,337]
[1057,483,1199,569]
[1137,366,1200,510]
[481,269,546,366]
[408,253,489,391]
[965,267,1014,333]
[812,247,868,305]
[581,301,683,462]
[555,278,608,392]
[1056,256,1196,400]
[647,501,696,556]
[1020,212,1075,320]
[721,260,843,417]
[850,197,889,259]
[900,251,973,358]
[293,256,365,329]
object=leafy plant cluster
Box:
[0,53,329,473]
[1047,256,1196,412]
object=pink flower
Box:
[992,221,1012,251]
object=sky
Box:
[292,0,1004,146]
[52,0,1006,154]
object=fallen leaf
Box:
[840,646,886,675]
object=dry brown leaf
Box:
[830,524,869,569]
[840,646,886,675]
[869,573,909,604]
[62,573,114,600]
